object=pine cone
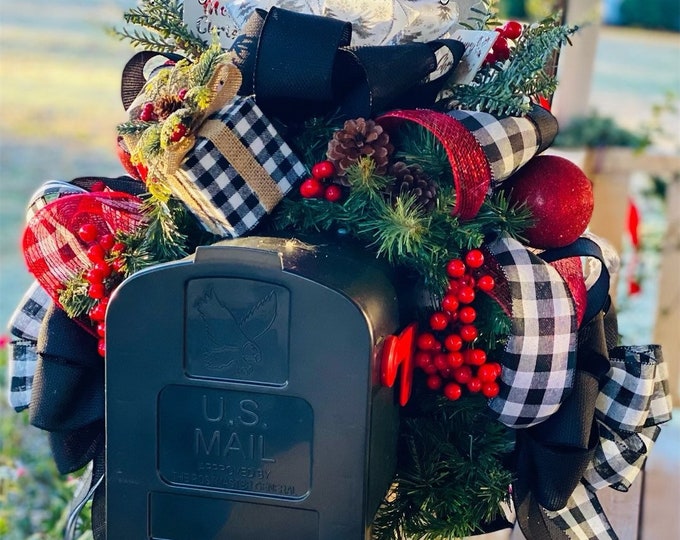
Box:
[327,118,394,184]
[154,94,184,120]
[389,161,438,212]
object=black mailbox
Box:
[105,236,401,540]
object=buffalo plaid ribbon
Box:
[7,282,50,411]
[177,96,306,237]
[486,235,578,428]
[6,180,86,411]
[447,104,557,185]
[543,345,672,539]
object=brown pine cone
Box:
[389,161,439,212]
[327,118,394,184]
[154,94,184,120]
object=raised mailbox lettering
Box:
[159,385,313,499]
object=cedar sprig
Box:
[111,0,207,61]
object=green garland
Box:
[372,394,515,540]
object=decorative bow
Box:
[229,7,465,122]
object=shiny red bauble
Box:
[502,155,594,248]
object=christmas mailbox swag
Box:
[7,2,672,540]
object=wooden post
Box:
[583,146,680,403]
[652,174,680,403]
[550,0,601,128]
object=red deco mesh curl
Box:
[22,191,146,306]
[376,109,491,220]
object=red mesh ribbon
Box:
[22,192,146,305]
[376,109,491,219]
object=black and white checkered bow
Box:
[544,345,672,539]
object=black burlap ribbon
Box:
[30,292,106,538]
[230,7,465,122]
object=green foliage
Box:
[271,122,531,301]
[110,0,208,61]
[118,197,189,276]
[555,112,649,149]
[556,92,679,150]
[620,0,680,32]
[0,348,92,539]
[372,394,515,539]
[443,14,578,116]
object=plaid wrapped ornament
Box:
[120,49,307,238]
[170,96,307,237]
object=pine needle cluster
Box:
[443,14,579,117]
[272,121,531,300]
[372,394,515,539]
[110,0,208,61]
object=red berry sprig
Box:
[299,160,344,202]
[413,249,501,401]
[485,20,524,65]
[77,222,129,357]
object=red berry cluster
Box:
[77,223,128,357]
[139,102,158,123]
[138,87,190,143]
[413,249,502,401]
[485,20,523,64]
[299,161,343,202]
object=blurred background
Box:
[0,0,678,538]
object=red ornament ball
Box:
[503,155,594,248]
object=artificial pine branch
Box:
[444,15,579,116]
[189,40,229,87]
[461,0,502,31]
[59,275,97,320]
[119,196,188,275]
[111,0,207,61]
[372,394,515,539]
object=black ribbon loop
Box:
[514,311,611,516]
[539,236,611,326]
[30,303,104,474]
[231,7,464,122]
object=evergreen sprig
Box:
[372,394,515,539]
[59,275,98,320]
[443,15,578,116]
[119,196,189,275]
[111,0,207,61]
